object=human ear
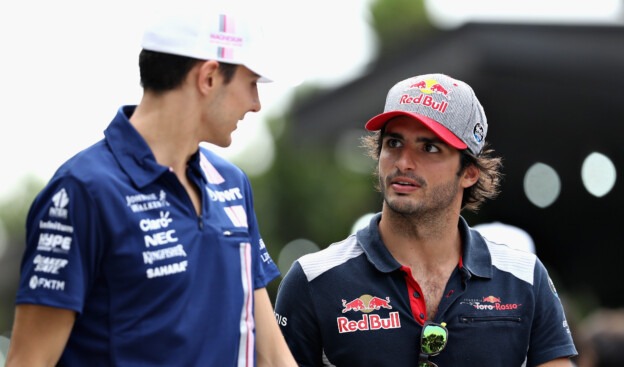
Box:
[197,60,219,93]
[461,164,480,188]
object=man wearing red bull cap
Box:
[275,73,578,366]
[6,3,296,366]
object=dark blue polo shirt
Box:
[274,213,577,366]
[15,106,280,366]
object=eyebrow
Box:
[382,131,446,145]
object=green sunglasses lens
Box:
[421,323,448,355]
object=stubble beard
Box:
[380,174,461,228]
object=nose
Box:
[250,90,261,113]
[395,148,416,171]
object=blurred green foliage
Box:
[0,175,45,335]
[369,0,433,56]
[251,110,380,296]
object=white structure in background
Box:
[424,0,623,29]
[473,221,536,254]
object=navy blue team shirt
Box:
[275,213,577,366]
[15,106,280,366]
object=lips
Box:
[393,180,416,186]
[389,176,421,193]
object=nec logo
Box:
[144,230,178,248]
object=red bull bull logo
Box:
[409,81,427,89]
[483,295,501,303]
[341,294,393,313]
[407,78,454,100]
[368,296,392,310]
[341,298,366,313]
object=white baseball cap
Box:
[141,4,273,82]
[365,73,487,155]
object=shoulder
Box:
[296,235,364,282]
[198,147,248,184]
[199,147,243,173]
[35,141,114,203]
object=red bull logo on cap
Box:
[400,78,456,114]
[338,294,400,333]
[408,78,455,100]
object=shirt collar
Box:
[355,213,401,273]
[356,212,493,279]
[104,105,169,188]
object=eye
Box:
[424,143,440,153]
[385,138,403,148]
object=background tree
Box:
[0,175,45,335]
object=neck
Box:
[130,91,200,174]
[378,207,462,270]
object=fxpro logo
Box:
[29,275,65,291]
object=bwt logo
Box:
[208,187,243,202]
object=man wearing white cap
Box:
[6,4,296,366]
[275,73,577,366]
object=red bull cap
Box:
[365,73,487,155]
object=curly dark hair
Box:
[360,129,503,213]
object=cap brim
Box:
[364,111,467,150]
[245,64,272,83]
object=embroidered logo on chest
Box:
[460,295,522,311]
[337,294,401,333]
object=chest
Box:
[312,267,536,366]
[407,265,455,320]
[95,181,255,296]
